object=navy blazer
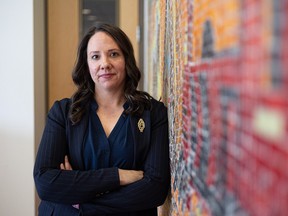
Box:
[34,98,170,216]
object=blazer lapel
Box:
[130,110,151,169]
[67,105,90,170]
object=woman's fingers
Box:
[64,155,72,170]
[60,155,73,170]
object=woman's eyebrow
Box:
[108,48,121,52]
[88,48,121,55]
[88,51,99,55]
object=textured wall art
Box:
[145,0,288,215]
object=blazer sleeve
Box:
[33,100,121,204]
[80,101,170,215]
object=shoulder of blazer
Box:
[46,98,71,130]
[49,98,91,126]
[150,98,167,115]
[48,98,71,121]
[150,98,168,128]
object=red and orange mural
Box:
[145,0,288,215]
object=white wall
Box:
[0,0,45,215]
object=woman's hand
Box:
[60,155,73,170]
[118,169,144,186]
[60,156,79,209]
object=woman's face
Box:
[87,31,126,93]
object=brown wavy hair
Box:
[69,23,152,124]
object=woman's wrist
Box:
[118,168,144,186]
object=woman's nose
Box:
[100,57,111,70]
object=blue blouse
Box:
[83,100,134,170]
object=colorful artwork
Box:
[146,0,288,215]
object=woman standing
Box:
[34,23,170,216]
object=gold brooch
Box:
[138,118,145,132]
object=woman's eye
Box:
[91,55,99,60]
[110,52,119,57]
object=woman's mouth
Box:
[98,73,114,79]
